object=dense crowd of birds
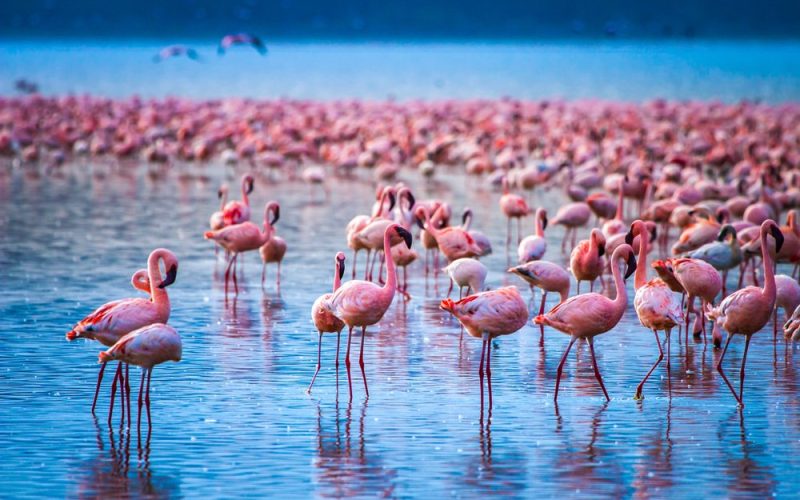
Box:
[47,96,800,432]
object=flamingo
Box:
[628,220,682,400]
[601,177,626,239]
[416,205,482,262]
[153,45,200,62]
[508,261,570,344]
[569,228,606,293]
[669,257,722,344]
[222,174,254,225]
[98,323,182,432]
[499,176,530,246]
[774,275,800,339]
[783,304,800,340]
[461,208,493,256]
[440,287,528,412]
[707,220,784,406]
[517,208,548,263]
[551,202,591,253]
[259,234,287,289]
[218,33,268,55]
[307,252,347,394]
[346,187,395,279]
[66,249,178,422]
[686,225,742,296]
[443,258,488,298]
[535,244,637,402]
[209,184,229,231]
[327,223,413,400]
[205,201,278,295]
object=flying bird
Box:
[153,45,201,62]
[218,33,268,55]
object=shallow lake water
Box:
[2,163,800,497]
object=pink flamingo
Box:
[218,33,267,55]
[416,205,482,262]
[569,228,606,293]
[98,323,182,432]
[775,275,800,339]
[259,234,287,289]
[499,176,531,246]
[205,201,278,295]
[327,223,413,400]
[346,187,395,279]
[222,174,254,225]
[535,244,637,402]
[66,249,178,422]
[307,252,347,394]
[551,202,591,253]
[708,220,783,406]
[517,208,548,263]
[440,287,528,412]
[628,220,682,400]
[461,208,493,256]
[508,261,570,344]
[209,184,229,231]
[669,257,722,344]
[444,258,488,298]
[601,176,626,238]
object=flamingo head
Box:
[268,201,280,225]
[508,265,534,280]
[717,225,737,242]
[244,174,255,194]
[335,252,346,280]
[394,226,413,249]
[159,263,178,289]
[768,220,784,253]
[461,207,472,226]
[541,212,548,231]
[624,248,637,280]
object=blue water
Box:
[1,40,800,102]
[1,164,800,497]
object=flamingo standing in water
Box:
[535,244,637,402]
[517,208,548,263]
[708,220,783,406]
[259,233,287,289]
[346,187,395,279]
[775,275,800,338]
[416,205,482,262]
[669,257,722,344]
[209,184,229,256]
[443,258,488,298]
[508,261,570,344]
[66,249,178,423]
[205,201,278,295]
[222,174,254,225]
[440,286,528,412]
[307,252,347,394]
[551,202,591,253]
[570,228,606,293]
[499,176,531,246]
[327,223,413,400]
[628,220,682,400]
[98,323,182,432]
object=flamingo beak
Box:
[270,204,280,225]
[650,226,657,242]
[416,217,425,230]
[246,178,255,194]
[462,209,471,226]
[159,264,178,288]
[396,226,413,249]
[405,191,416,210]
[337,259,346,280]
[624,252,637,280]
[217,188,223,199]
[542,214,548,231]
[387,192,396,212]
[625,228,634,245]
[597,243,605,257]
[771,225,785,253]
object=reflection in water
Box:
[459,415,528,495]
[314,399,397,498]
[718,411,777,497]
[632,403,675,498]
[70,419,180,498]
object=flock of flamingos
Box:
[6,95,792,434]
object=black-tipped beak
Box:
[270,204,280,225]
[650,226,657,242]
[598,243,605,257]
[717,225,736,242]
[542,214,548,231]
[416,217,426,230]
[337,259,345,280]
[158,264,178,288]
[625,228,634,245]
[624,252,637,280]
[771,225,785,253]
[396,226,413,249]
[462,208,471,226]
[716,212,725,224]
[405,191,416,210]
[246,178,254,195]
[387,192,396,212]
[511,266,534,279]
[217,189,223,199]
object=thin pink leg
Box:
[554,336,577,402]
[108,362,122,426]
[335,331,341,387]
[716,334,740,405]
[224,253,235,296]
[588,337,610,401]
[634,330,664,400]
[137,368,145,435]
[739,335,752,407]
[91,362,107,415]
[479,334,487,410]
[486,334,493,410]
[307,332,323,394]
[359,326,369,398]
[352,249,358,279]
[232,254,239,295]
[345,326,354,401]
[125,364,131,429]
[666,328,672,396]
[538,291,547,345]
[145,368,153,429]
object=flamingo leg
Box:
[145,368,152,429]
[479,332,488,410]
[634,330,664,400]
[538,291,547,346]
[119,363,126,426]
[359,326,369,398]
[91,362,107,415]
[277,261,282,289]
[588,337,610,401]
[125,364,131,429]
[345,325,354,401]
[137,367,145,435]
[506,217,511,248]
[108,362,122,426]
[307,332,323,394]
[447,278,453,297]
[364,250,372,280]
[554,336,577,402]
[666,328,672,396]
[232,254,239,295]
[716,334,741,405]
[739,335,752,407]
[261,263,266,288]
[486,333,493,410]
[352,249,358,279]
[517,217,522,245]
[223,253,235,296]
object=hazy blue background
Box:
[3,0,800,40]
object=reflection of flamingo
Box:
[628,220,682,400]
[328,224,413,400]
[66,249,178,421]
[308,253,346,394]
[441,287,528,411]
[99,323,182,432]
[708,220,783,406]
[535,244,636,402]
[259,234,287,289]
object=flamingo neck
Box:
[760,226,776,302]
[147,252,170,312]
[535,210,544,237]
[635,227,649,290]
[611,253,628,310]
[219,190,227,211]
[241,180,250,208]
[382,229,398,293]
[462,213,472,231]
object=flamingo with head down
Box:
[307,252,347,394]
